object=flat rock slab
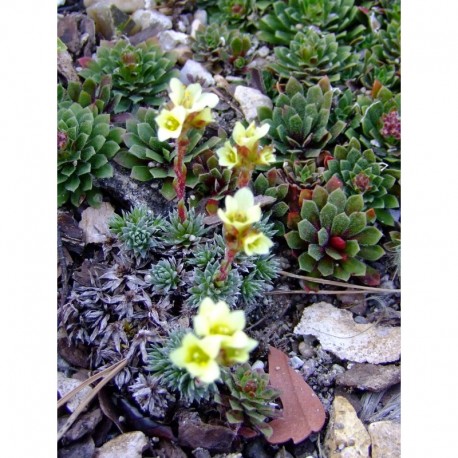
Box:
[94,431,148,458]
[294,302,401,364]
[324,396,371,458]
[336,363,401,392]
[234,86,273,122]
[58,372,93,413]
[79,202,115,244]
[368,421,401,458]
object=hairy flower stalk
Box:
[156,78,219,221]
[174,136,190,221]
[216,188,273,282]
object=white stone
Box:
[368,421,401,458]
[84,0,144,14]
[294,302,400,364]
[58,372,92,413]
[158,30,190,52]
[257,46,270,58]
[94,431,148,458]
[190,19,204,39]
[324,396,371,458]
[79,202,115,244]
[194,9,208,25]
[180,60,215,87]
[131,9,172,31]
[234,85,273,122]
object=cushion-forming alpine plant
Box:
[258,76,346,159]
[155,78,219,221]
[57,102,124,207]
[170,297,258,384]
[78,39,179,113]
[323,138,399,226]
[285,182,385,284]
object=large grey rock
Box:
[368,421,401,458]
[294,302,401,364]
[233,86,273,122]
[94,431,148,458]
[324,396,371,458]
[131,9,172,32]
[158,30,190,52]
[84,0,144,13]
[336,363,401,392]
[180,60,215,87]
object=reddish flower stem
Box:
[237,168,252,188]
[216,247,237,282]
[174,135,190,222]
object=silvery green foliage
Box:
[147,258,185,294]
[148,330,216,404]
[161,209,208,247]
[109,206,163,258]
[187,260,242,308]
[186,234,226,268]
[128,374,175,418]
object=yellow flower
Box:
[220,331,258,365]
[217,187,261,231]
[194,297,245,338]
[169,78,219,113]
[242,231,274,256]
[216,141,239,169]
[155,105,187,141]
[257,145,276,165]
[189,107,214,129]
[169,333,222,384]
[232,121,270,151]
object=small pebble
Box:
[354,316,368,324]
[290,356,304,369]
[251,360,264,371]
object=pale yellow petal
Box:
[223,194,238,214]
[243,232,273,256]
[257,123,270,138]
[190,107,213,129]
[232,122,246,146]
[169,78,185,106]
[196,92,219,110]
[196,360,221,383]
[234,187,255,212]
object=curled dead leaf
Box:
[266,346,326,444]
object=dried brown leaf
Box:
[266,346,326,444]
